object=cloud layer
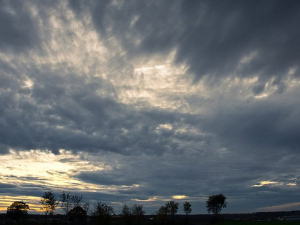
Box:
[1,0,300,214]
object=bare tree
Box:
[82,202,90,213]
[60,191,86,214]
[72,193,84,207]
[60,191,73,215]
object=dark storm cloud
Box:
[73,0,300,86]
[1,0,298,157]
[0,58,203,155]
[71,148,300,213]
[76,170,137,186]
[0,183,17,189]
[176,0,300,82]
[78,191,133,206]
[0,0,40,52]
[201,95,300,154]
[2,188,46,199]
[74,150,248,202]
[1,0,300,213]
[0,43,213,156]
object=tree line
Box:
[6,191,227,224]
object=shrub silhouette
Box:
[67,205,87,224]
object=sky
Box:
[1,0,300,215]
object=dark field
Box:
[217,221,300,225]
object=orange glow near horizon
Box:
[0,195,42,213]
[0,149,141,214]
[0,149,106,190]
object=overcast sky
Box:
[1,0,300,214]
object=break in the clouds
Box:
[1,0,300,214]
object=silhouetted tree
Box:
[183,201,192,224]
[72,193,84,207]
[121,205,132,225]
[82,202,90,213]
[67,205,87,225]
[60,191,88,215]
[132,204,145,224]
[92,202,114,225]
[40,191,58,215]
[183,201,192,215]
[40,191,58,224]
[156,205,168,224]
[206,194,227,215]
[166,201,179,224]
[121,204,131,216]
[7,201,29,221]
[132,204,145,216]
[60,191,73,214]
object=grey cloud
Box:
[0,183,17,189]
[71,148,300,213]
[82,192,131,204]
[2,189,46,199]
[0,0,40,53]
[0,55,208,155]
[176,0,300,79]
[1,0,298,158]
[77,0,300,89]
[1,0,300,213]
[202,96,300,155]
[252,83,265,95]
[76,170,137,186]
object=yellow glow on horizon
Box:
[0,150,118,207]
[0,149,143,213]
[172,195,188,200]
[253,181,278,187]
[254,93,269,99]
[0,195,42,213]
[258,202,300,212]
[131,196,159,202]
